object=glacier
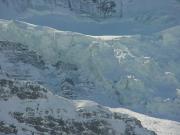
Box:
[0,20,180,122]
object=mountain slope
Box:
[111,108,180,135]
[0,20,180,122]
[0,79,157,135]
[0,1,180,134]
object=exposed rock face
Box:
[1,0,180,25]
[0,121,17,135]
[0,79,48,100]
[0,79,156,135]
[0,0,120,18]
[0,41,46,69]
[0,40,92,100]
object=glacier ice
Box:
[0,19,180,121]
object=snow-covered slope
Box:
[0,20,180,122]
[0,0,180,35]
[0,79,157,135]
[111,108,180,135]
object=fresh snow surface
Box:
[111,108,180,135]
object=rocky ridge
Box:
[0,79,156,135]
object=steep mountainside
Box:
[0,1,180,135]
[0,20,180,122]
